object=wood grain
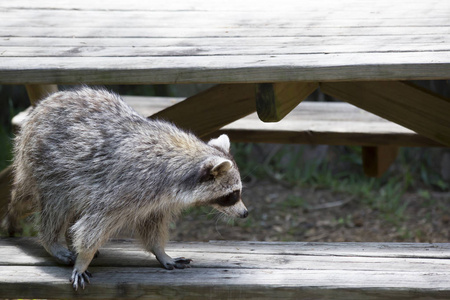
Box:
[0,0,449,84]
[256,82,318,122]
[11,96,444,147]
[150,84,256,137]
[1,238,450,299]
[1,26,447,38]
[1,55,448,85]
[1,0,447,12]
[320,81,450,147]
[112,96,443,147]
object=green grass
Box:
[232,143,448,223]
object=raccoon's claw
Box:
[161,257,192,270]
[173,257,193,269]
[70,269,92,291]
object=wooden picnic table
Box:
[1,1,450,298]
[0,0,449,147]
[1,0,449,83]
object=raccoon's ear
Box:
[199,158,233,182]
[211,158,233,176]
[208,134,230,153]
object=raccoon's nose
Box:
[241,209,248,218]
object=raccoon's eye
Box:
[214,190,240,207]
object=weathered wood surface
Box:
[13,95,441,147]
[320,81,450,147]
[255,82,318,122]
[150,84,256,137]
[128,96,443,147]
[0,0,449,84]
[1,238,450,299]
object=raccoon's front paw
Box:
[163,257,192,270]
[70,269,92,291]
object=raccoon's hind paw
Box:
[172,257,193,269]
[161,257,192,270]
[70,269,92,291]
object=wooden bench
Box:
[1,0,450,299]
[121,94,447,178]
[13,94,443,148]
[120,95,443,148]
[1,238,450,299]
[11,93,444,179]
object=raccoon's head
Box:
[193,135,248,219]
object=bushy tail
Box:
[0,166,15,236]
[1,165,35,236]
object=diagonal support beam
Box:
[256,82,318,122]
[320,81,450,147]
[150,84,257,138]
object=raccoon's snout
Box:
[211,198,248,218]
[227,199,248,219]
[208,190,248,218]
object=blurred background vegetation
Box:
[0,82,449,239]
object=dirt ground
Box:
[171,179,450,243]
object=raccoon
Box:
[8,87,248,290]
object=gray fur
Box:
[8,87,247,290]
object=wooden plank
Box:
[362,146,399,177]
[118,96,443,147]
[3,238,450,260]
[3,44,449,57]
[320,81,450,147]
[4,15,448,29]
[2,35,448,48]
[150,84,256,137]
[0,0,449,84]
[12,97,443,147]
[2,8,449,28]
[1,0,447,10]
[1,0,447,12]
[1,52,449,84]
[174,103,444,146]
[2,266,450,300]
[256,82,318,122]
[1,238,450,299]
[1,26,448,39]
[2,239,450,271]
